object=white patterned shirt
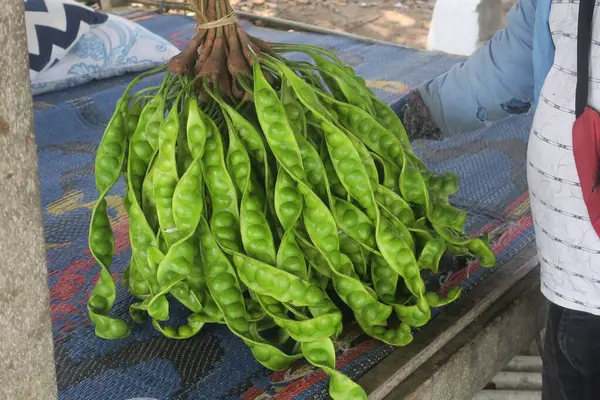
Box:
[528,3,600,314]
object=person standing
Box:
[395,0,600,398]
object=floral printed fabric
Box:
[31,13,179,95]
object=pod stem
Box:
[166,0,275,98]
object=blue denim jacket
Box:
[418,0,554,136]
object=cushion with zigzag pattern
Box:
[30,13,179,95]
[25,0,108,79]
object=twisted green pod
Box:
[87,52,497,398]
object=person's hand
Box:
[421,252,468,293]
[391,90,442,141]
[392,91,461,288]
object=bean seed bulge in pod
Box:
[86,0,495,397]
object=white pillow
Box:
[26,0,108,80]
[31,13,179,95]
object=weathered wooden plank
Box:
[360,243,539,399]
[384,266,544,400]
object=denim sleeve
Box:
[417,0,538,136]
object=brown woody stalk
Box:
[167,0,272,95]
[167,30,205,74]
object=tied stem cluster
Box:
[167,0,271,99]
[87,7,495,398]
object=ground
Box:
[124,0,516,49]
[229,0,516,49]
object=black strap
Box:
[576,0,596,117]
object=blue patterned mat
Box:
[35,13,534,400]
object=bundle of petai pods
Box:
[87,4,495,397]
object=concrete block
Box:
[473,391,542,400]
[427,0,504,56]
[504,356,543,373]
[490,371,542,390]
